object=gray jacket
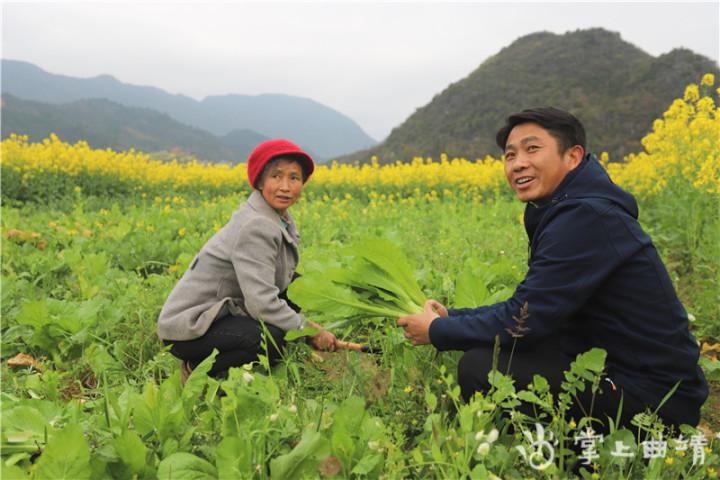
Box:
[157,190,304,341]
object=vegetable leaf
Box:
[157,452,217,480]
[350,237,425,308]
[34,424,92,480]
[288,237,426,324]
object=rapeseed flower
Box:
[2,75,717,201]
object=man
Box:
[397,107,707,429]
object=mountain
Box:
[1,59,376,161]
[197,94,371,162]
[220,129,270,153]
[335,28,719,164]
[0,94,266,163]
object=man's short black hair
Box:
[495,107,586,154]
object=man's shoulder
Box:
[546,197,603,220]
[541,197,628,238]
[542,197,646,253]
[553,196,629,220]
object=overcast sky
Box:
[3,1,719,141]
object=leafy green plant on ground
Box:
[1,189,718,478]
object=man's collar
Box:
[528,153,593,209]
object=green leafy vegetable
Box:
[270,427,330,479]
[111,430,148,477]
[34,424,92,480]
[288,237,425,324]
[156,452,217,480]
[455,258,515,308]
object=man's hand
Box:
[426,299,448,317]
[307,321,338,351]
[397,300,445,346]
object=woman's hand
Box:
[310,330,338,351]
[307,321,338,351]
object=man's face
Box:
[503,123,582,202]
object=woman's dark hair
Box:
[256,155,311,188]
[495,107,586,154]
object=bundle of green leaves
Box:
[288,237,426,325]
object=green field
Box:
[2,183,718,478]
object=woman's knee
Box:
[257,323,287,363]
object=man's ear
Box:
[565,145,585,171]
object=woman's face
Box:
[258,158,304,214]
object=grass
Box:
[2,190,718,477]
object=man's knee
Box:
[458,348,493,402]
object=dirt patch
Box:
[60,368,97,400]
[309,351,391,402]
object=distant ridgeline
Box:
[0,94,269,164]
[335,28,719,164]
[0,60,377,163]
[2,28,717,166]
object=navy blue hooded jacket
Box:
[429,154,707,424]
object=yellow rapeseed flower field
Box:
[606,74,720,196]
[2,76,718,200]
[2,134,247,194]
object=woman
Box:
[157,139,337,380]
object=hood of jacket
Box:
[524,153,638,241]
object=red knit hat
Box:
[247,139,315,189]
